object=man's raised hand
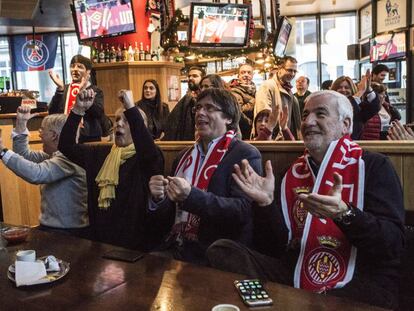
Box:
[118,90,134,110]
[232,159,275,206]
[48,69,64,91]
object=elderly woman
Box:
[58,83,171,250]
[331,73,380,140]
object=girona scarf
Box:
[95,144,136,209]
[169,130,236,243]
[64,83,81,114]
[281,135,364,292]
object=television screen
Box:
[273,17,292,58]
[370,32,406,62]
[71,0,136,42]
[189,2,250,48]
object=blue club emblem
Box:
[21,39,50,68]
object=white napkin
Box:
[44,256,60,272]
[15,261,47,287]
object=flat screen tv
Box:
[188,2,251,48]
[71,0,136,42]
[273,17,292,58]
[370,32,406,62]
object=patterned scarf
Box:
[169,131,236,243]
[95,144,136,209]
[64,83,81,115]
[281,135,364,292]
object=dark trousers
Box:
[207,239,398,310]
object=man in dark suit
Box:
[149,88,262,264]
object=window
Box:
[0,37,12,91]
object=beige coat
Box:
[254,77,302,139]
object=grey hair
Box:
[305,90,353,134]
[42,114,67,135]
[115,107,148,128]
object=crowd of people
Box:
[0,54,409,309]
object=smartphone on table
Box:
[102,249,145,263]
[234,279,273,307]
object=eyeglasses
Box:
[192,103,222,114]
[282,67,298,74]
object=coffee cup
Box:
[16,250,36,262]
[211,304,240,311]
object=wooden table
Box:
[0,228,386,310]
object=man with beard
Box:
[163,66,206,140]
[207,91,405,310]
[254,56,301,139]
[48,54,105,143]
[230,63,256,139]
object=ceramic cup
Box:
[16,250,36,262]
[211,304,240,311]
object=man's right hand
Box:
[48,69,64,91]
[232,159,275,206]
[15,105,38,133]
[149,175,169,202]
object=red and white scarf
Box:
[170,131,236,243]
[64,83,81,115]
[281,135,364,292]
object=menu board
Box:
[377,0,407,33]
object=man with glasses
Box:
[254,56,302,139]
[163,66,206,141]
[149,88,262,264]
[0,105,88,234]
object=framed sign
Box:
[359,3,372,39]
[377,0,407,33]
[370,32,406,61]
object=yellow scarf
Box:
[95,144,136,209]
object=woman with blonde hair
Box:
[330,71,380,140]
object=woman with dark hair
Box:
[360,82,401,140]
[200,74,228,91]
[136,79,169,139]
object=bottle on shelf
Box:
[151,50,158,61]
[145,45,152,61]
[134,42,140,61]
[98,44,105,63]
[128,43,134,61]
[110,45,117,63]
[104,44,110,63]
[91,42,98,63]
[139,42,145,61]
[116,44,122,62]
[122,43,128,61]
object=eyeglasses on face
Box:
[192,103,223,114]
[282,67,298,74]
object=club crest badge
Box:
[21,39,49,68]
[293,187,310,228]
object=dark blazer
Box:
[153,138,262,256]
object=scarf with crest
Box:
[281,135,364,292]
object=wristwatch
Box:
[335,203,356,226]
[0,148,8,160]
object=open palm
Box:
[232,159,275,206]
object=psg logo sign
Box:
[21,39,49,68]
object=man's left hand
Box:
[166,176,191,203]
[298,172,348,219]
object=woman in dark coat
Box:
[136,79,169,140]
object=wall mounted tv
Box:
[273,17,292,58]
[188,2,251,48]
[370,32,406,62]
[71,0,136,42]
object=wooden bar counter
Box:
[94,61,184,115]
[0,227,386,311]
